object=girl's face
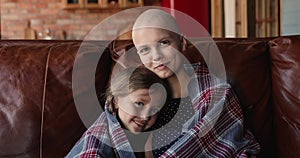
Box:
[115,88,165,134]
[132,28,184,79]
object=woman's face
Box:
[115,88,165,134]
[132,28,184,79]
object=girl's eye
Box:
[138,47,150,55]
[150,106,161,114]
[135,102,144,107]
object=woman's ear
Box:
[180,35,188,52]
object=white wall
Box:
[282,0,300,35]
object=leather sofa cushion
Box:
[270,36,300,158]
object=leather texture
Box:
[270,36,300,158]
[0,36,299,158]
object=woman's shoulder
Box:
[184,62,208,77]
[187,62,235,108]
[187,62,230,90]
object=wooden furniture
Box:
[62,0,143,9]
[24,20,37,39]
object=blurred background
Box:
[0,0,299,40]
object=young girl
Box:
[66,66,170,158]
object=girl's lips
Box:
[133,119,146,127]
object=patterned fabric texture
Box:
[66,62,260,158]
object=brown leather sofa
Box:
[0,35,299,158]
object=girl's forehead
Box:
[131,87,163,95]
[130,89,150,96]
[129,89,166,103]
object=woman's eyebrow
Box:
[135,44,146,50]
[135,35,174,48]
[158,35,175,41]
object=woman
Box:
[131,9,261,157]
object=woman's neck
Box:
[167,67,191,98]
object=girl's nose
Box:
[140,114,151,121]
[139,107,153,119]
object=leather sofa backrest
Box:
[0,40,112,158]
[270,36,300,158]
[1,36,300,158]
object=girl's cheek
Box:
[151,115,158,124]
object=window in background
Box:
[255,0,280,37]
[282,0,300,35]
[211,0,281,38]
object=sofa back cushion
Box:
[0,42,48,157]
[0,40,112,158]
[270,36,300,158]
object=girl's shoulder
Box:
[85,112,109,135]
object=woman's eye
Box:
[159,40,170,46]
[138,47,150,54]
[135,102,144,107]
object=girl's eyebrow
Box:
[134,96,149,104]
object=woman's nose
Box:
[152,47,163,61]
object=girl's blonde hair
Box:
[106,66,170,115]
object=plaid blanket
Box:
[66,108,136,158]
[66,62,260,158]
[158,62,261,157]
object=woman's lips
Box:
[154,63,167,70]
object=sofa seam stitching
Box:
[40,48,51,158]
